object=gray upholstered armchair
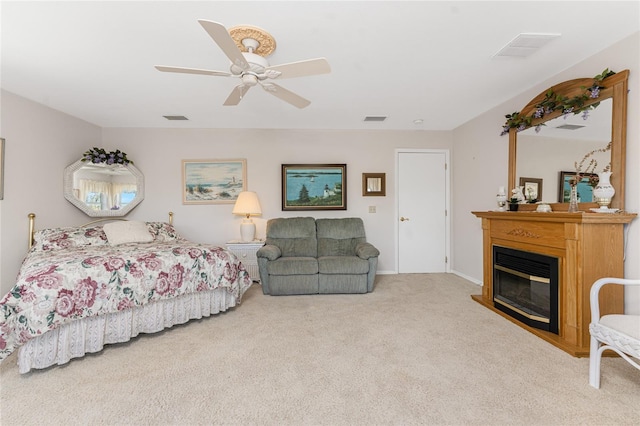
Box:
[256,217,379,295]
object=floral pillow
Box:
[146,222,181,242]
[32,225,108,251]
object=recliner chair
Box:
[257,217,379,295]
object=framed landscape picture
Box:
[282,164,347,210]
[182,159,246,204]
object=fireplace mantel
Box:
[471,210,636,357]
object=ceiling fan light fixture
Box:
[241,74,259,86]
[159,20,331,109]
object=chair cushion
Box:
[267,257,319,276]
[316,218,366,257]
[265,217,317,258]
[318,238,360,257]
[318,256,370,274]
[600,314,640,340]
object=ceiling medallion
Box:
[229,25,276,57]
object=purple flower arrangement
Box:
[81,147,134,165]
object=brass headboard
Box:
[28,212,174,250]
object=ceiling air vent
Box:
[364,116,387,122]
[494,33,561,58]
[163,115,189,121]
[556,124,585,130]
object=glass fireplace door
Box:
[493,246,559,334]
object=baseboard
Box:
[451,269,482,285]
[376,270,483,285]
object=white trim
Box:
[451,269,483,286]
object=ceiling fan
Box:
[155,20,331,108]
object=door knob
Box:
[400,216,410,222]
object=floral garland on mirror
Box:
[81,147,134,165]
[500,68,615,136]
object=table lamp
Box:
[232,191,262,242]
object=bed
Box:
[0,213,252,373]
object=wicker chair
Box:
[589,277,640,388]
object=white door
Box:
[397,150,448,273]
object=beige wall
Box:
[452,32,640,312]
[101,128,453,276]
[0,91,102,293]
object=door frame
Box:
[395,148,451,273]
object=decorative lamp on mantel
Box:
[232,191,262,242]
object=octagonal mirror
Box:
[63,159,144,217]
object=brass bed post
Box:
[169,212,173,225]
[28,213,36,249]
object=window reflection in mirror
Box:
[367,178,382,192]
[73,164,138,211]
[516,98,612,203]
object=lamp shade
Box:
[232,191,262,242]
[232,191,262,218]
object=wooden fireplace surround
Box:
[472,210,636,357]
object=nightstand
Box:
[225,240,265,282]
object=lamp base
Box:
[239,219,256,242]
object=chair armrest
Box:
[356,242,380,259]
[256,244,282,261]
[590,278,640,322]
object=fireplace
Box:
[493,246,559,334]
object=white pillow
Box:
[103,221,153,245]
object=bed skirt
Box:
[17,288,237,373]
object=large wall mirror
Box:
[508,70,629,210]
[63,159,144,217]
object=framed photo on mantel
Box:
[558,171,596,203]
[519,177,542,202]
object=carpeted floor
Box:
[0,273,638,425]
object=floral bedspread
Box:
[0,236,252,362]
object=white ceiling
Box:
[2,1,639,131]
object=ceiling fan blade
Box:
[223,85,251,106]
[155,65,231,77]
[265,58,331,79]
[261,83,311,109]
[198,20,249,70]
